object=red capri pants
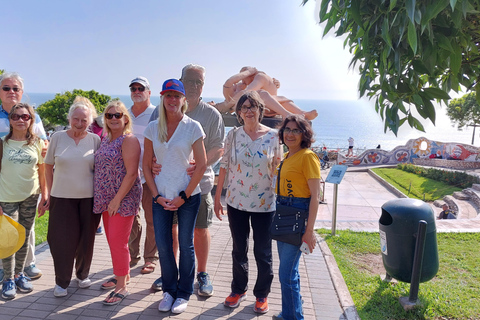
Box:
[102,212,135,276]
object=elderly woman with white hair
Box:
[44,96,101,297]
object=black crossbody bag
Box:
[270,161,309,246]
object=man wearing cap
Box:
[149,64,225,296]
[127,77,158,274]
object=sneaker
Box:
[0,269,4,282]
[197,272,213,296]
[151,277,162,292]
[14,273,33,293]
[273,312,284,319]
[23,264,42,280]
[254,297,269,314]
[2,279,16,300]
[158,292,174,312]
[54,284,68,297]
[96,226,103,235]
[224,292,247,308]
[76,277,92,288]
[171,298,188,314]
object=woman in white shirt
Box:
[143,79,206,314]
[214,91,282,314]
[44,97,101,298]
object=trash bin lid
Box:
[381,198,436,234]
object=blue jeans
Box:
[276,195,310,320]
[152,193,200,300]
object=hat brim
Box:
[160,89,185,96]
[0,214,26,259]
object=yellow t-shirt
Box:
[277,148,321,198]
[0,138,45,202]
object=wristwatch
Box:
[179,191,188,202]
[153,194,161,202]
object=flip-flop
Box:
[101,277,130,290]
[103,291,129,306]
[140,263,155,274]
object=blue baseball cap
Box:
[160,79,185,96]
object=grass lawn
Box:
[371,168,462,201]
[319,229,480,319]
[34,211,49,246]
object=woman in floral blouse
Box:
[214,91,282,314]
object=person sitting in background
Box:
[211,66,318,120]
[437,204,457,220]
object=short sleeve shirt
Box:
[143,115,205,200]
[277,148,321,198]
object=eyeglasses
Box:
[240,105,258,113]
[182,79,204,87]
[11,114,32,121]
[2,86,22,92]
[105,113,124,119]
[284,128,303,135]
[130,86,146,92]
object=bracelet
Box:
[153,194,161,202]
[179,191,188,202]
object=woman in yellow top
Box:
[275,115,320,320]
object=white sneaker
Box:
[54,285,68,297]
[171,298,189,314]
[158,292,174,312]
[76,277,92,288]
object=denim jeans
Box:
[276,195,310,320]
[227,205,274,298]
[152,193,200,300]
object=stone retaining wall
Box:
[412,158,480,170]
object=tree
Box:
[304,0,480,135]
[37,89,112,126]
[447,92,480,144]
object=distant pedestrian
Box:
[437,204,457,220]
[347,137,354,157]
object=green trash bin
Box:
[379,198,439,283]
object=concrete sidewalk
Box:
[1,169,478,319]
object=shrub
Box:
[397,164,480,189]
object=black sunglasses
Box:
[105,113,124,120]
[2,86,22,92]
[11,114,32,121]
[130,87,146,92]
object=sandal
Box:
[103,291,129,306]
[140,262,155,274]
[101,277,130,290]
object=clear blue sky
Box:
[1,0,360,100]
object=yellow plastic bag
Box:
[0,214,26,259]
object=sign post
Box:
[325,165,348,236]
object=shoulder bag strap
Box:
[276,160,284,195]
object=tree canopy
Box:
[447,92,480,143]
[37,89,112,127]
[304,0,480,135]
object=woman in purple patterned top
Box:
[93,100,142,306]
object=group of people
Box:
[0,65,321,319]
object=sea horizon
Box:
[20,92,478,152]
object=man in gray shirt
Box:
[150,64,224,296]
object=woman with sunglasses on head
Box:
[143,79,206,314]
[214,91,282,314]
[93,101,141,306]
[0,72,48,282]
[44,96,101,298]
[275,115,321,320]
[0,104,47,300]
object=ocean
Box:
[21,92,476,151]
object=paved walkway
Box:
[1,169,478,320]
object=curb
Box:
[317,235,361,320]
[367,169,407,198]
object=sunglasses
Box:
[2,86,22,92]
[11,114,32,121]
[105,112,124,120]
[130,86,146,92]
[240,105,258,113]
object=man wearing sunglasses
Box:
[149,64,225,297]
[126,77,159,275]
[0,72,48,282]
